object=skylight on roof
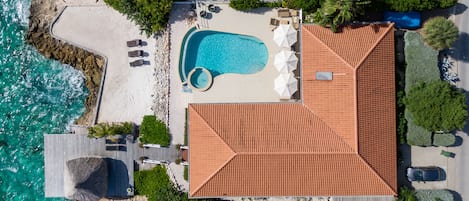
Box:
[316,72,333,80]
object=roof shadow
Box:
[105,158,131,198]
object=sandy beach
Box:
[52,6,169,124]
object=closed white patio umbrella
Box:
[274,73,298,97]
[274,50,298,73]
[273,24,298,48]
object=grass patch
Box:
[404,31,440,145]
[184,166,188,181]
[415,189,454,201]
[405,110,432,146]
[139,115,170,146]
[184,108,188,146]
[134,166,188,201]
[404,31,440,93]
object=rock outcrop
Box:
[27,0,103,125]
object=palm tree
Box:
[422,17,459,50]
[313,0,370,32]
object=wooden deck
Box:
[44,133,177,198]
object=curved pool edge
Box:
[178,26,197,84]
[187,67,213,92]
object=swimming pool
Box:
[180,30,268,90]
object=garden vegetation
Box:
[422,17,459,50]
[312,0,370,32]
[134,166,187,201]
[382,0,457,12]
[403,31,439,146]
[103,0,173,36]
[88,122,133,138]
[139,115,170,146]
[405,81,467,132]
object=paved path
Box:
[452,1,469,200]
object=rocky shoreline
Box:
[27,0,104,125]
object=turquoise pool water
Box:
[190,68,209,89]
[182,31,268,84]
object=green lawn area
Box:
[184,166,188,181]
[139,115,170,146]
[403,31,440,146]
[134,166,187,201]
[404,31,440,92]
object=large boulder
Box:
[64,157,108,201]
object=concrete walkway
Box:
[451,1,469,200]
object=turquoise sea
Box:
[0,0,88,200]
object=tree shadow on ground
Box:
[398,144,413,188]
[421,3,468,23]
[449,189,463,201]
[168,4,193,25]
[447,32,469,63]
[458,91,469,136]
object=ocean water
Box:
[0,0,88,200]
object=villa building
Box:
[188,23,397,199]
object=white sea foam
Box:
[0,167,18,173]
[14,0,30,26]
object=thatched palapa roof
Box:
[64,157,108,201]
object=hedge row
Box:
[415,189,453,201]
[139,115,170,146]
[88,122,133,138]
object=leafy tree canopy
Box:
[312,0,370,32]
[383,0,457,12]
[422,17,459,50]
[104,0,173,36]
[405,81,467,132]
[139,115,170,146]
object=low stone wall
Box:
[27,0,103,125]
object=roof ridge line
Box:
[189,105,238,196]
[191,154,237,196]
[301,105,355,152]
[353,24,394,70]
[237,152,355,155]
[357,154,397,195]
[302,26,355,70]
[190,105,237,153]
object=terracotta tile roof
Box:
[189,24,396,197]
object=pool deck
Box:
[193,4,288,103]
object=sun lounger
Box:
[270,18,280,26]
[278,9,291,18]
[126,39,142,47]
[280,19,290,24]
[128,50,144,57]
[290,9,298,17]
[130,59,144,67]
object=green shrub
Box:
[422,17,459,50]
[406,111,432,146]
[433,134,456,147]
[415,189,453,201]
[265,1,283,8]
[134,166,187,201]
[397,186,417,201]
[184,166,188,181]
[404,31,440,93]
[281,0,321,13]
[404,81,467,132]
[88,122,133,138]
[384,0,457,11]
[397,90,407,144]
[104,0,173,36]
[229,0,262,11]
[139,115,170,146]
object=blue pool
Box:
[181,30,268,90]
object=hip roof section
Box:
[189,24,397,197]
